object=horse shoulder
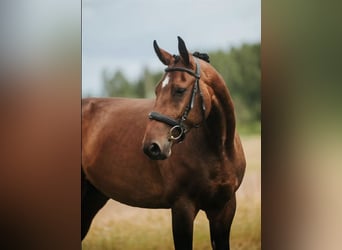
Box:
[201,134,245,207]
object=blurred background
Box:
[82,0,261,249]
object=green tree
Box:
[209,43,260,132]
[102,69,133,97]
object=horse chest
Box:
[161,158,235,208]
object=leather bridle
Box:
[148,57,206,143]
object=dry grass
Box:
[82,136,260,250]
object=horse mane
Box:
[172,52,210,64]
[193,52,210,63]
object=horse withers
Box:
[82,37,246,250]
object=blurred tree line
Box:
[102,43,260,134]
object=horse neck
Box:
[205,70,236,155]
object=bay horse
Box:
[82,37,246,250]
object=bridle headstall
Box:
[148,57,206,143]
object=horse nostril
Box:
[143,142,167,160]
[149,143,161,156]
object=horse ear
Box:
[153,40,173,65]
[177,36,190,66]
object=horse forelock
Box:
[172,54,181,64]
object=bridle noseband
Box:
[148,57,206,143]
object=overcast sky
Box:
[82,0,260,96]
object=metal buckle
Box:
[168,125,184,141]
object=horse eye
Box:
[174,88,186,96]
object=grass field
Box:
[82,136,260,250]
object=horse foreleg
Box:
[171,198,199,250]
[205,194,236,250]
[81,169,109,240]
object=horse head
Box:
[142,37,214,160]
